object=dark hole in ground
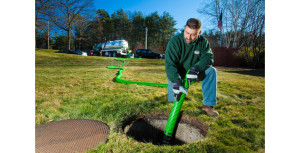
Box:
[122,114,208,146]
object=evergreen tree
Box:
[159,12,177,53]
[111,9,130,40]
[53,35,69,50]
[145,12,160,51]
[129,11,145,50]
[96,9,113,42]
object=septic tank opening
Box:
[122,114,208,146]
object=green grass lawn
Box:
[35,49,265,153]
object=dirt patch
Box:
[122,113,208,145]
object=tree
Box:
[74,14,88,50]
[52,34,69,50]
[198,0,265,68]
[44,0,94,50]
[159,12,176,53]
[145,12,160,51]
[35,0,53,48]
[36,31,54,49]
[111,9,130,40]
[128,11,145,50]
[238,0,265,68]
[84,18,104,49]
[96,9,113,42]
[198,0,264,48]
[35,0,50,26]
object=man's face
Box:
[184,26,201,44]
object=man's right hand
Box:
[172,80,188,101]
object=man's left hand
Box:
[187,66,200,83]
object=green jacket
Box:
[165,33,214,82]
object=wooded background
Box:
[35,0,265,68]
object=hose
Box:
[106,58,168,87]
[107,58,194,144]
[162,70,195,144]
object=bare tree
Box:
[198,0,264,48]
[35,0,52,48]
[198,0,265,68]
[35,0,52,28]
[240,0,265,68]
[45,0,93,50]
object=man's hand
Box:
[172,80,188,101]
[187,66,200,85]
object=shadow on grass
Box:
[226,69,265,77]
[55,50,67,53]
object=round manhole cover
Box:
[122,114,208,145]
[36,119,109,153]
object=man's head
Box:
[184,18,202,44]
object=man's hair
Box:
[186,18,202,29]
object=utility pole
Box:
[145,27,148,49]
[48,21,50,49]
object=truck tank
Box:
[101,40,130,57]
[102,40,128,50]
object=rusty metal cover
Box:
[35,119,109,153]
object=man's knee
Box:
[206,66,217,76]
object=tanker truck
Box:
[95,40,130,57]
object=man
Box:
[165,18,219,117]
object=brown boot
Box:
[202,105,219,117]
